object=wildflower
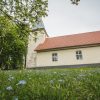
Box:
[6,86,13,91]
[58,79,64,83]
[79,74,85,77]
[17,80,27,85]
[8,76,14,81]
[50,80,54,84]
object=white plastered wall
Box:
[26,30,47,68]
[36,46,100,67]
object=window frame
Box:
[76,50,83,60]
[52,53,58,62]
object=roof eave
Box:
[35,43,100,52]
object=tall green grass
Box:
[0,68,100,100]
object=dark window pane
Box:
[76,55,79,60]
[79,55,83,59]
[76,51,78,54]
[79,51,82,54]
[52,53,58,61]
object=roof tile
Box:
[35,31,100,51]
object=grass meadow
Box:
[0,68,100,100]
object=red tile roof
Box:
[35,31,100,51]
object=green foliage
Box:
[0,0,80,25]
[0,0,48,26]
[71,0,80,5]
[0,16,28,69]
[0,68,100,99]
[0,0,48,69]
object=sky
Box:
[42,0,100,37]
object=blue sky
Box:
[43,0,100,36]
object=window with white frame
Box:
[52,53,58,61]
[76,50,83,60]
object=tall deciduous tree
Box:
[0,0,79,25]
[0,0,48,26]
[0,0,48,69]
[0,16,27,69]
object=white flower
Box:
[17,80,27,85]
[79,74,85,77]
[50,80,54,84]
[8,76,14,81]
[58,79,64,83]
[6,86,13,91]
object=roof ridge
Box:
[47,30,100,39]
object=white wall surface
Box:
[26,30,47,68]
[36,46,100,67]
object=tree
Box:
[0,0,48,27]
[0,0,48,69]
[0,0,79,25]
[71,0,80,5]
[0,16,27,69]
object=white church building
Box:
[26,23,100,68]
